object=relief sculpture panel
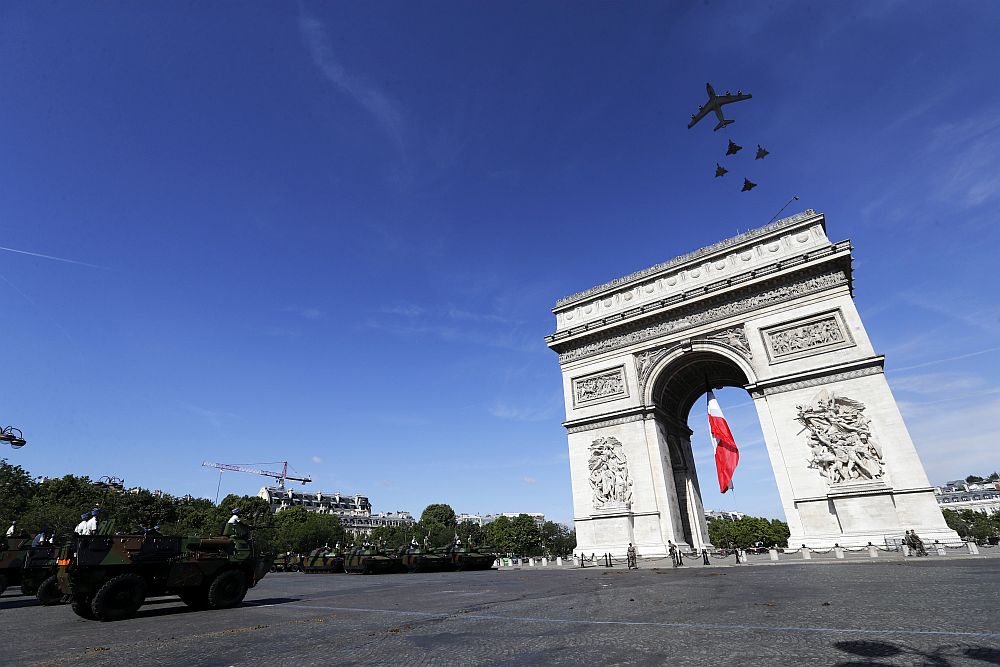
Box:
[796,389,885,485]
[588,436,633,509]
[762,310,853,363]
[572,367,627,406]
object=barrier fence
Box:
[495,540,996,569]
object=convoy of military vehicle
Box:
[1,525,497,622]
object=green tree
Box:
[485,515,514,554]
[419,504,457,528]
[0,458,35,529]
[708,515,790,549]
[20,474,105,538]
[540,521,576,556]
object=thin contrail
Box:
[890,345,1000,372]
[0,245,108,269]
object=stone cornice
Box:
[746,356,886,398]
[554,209,823,310]
[547,240,852,350]
[551,265,850,364]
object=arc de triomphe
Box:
[547,210,957,554]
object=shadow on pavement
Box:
[130,597,300,619]
[834,639,1000,666]
[0,597,45,610]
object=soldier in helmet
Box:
[224,508,245,537]
[75,512,92,535]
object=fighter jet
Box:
[687,83,752,131]
[726,140,743,156]
[755,145,769,160]
[715,163,728,177]
[741,178,757,192]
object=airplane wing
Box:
[687,104,714,129]
[716,93,752,106]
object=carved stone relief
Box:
[559,270,847,363]
[796,389,884,485]
[704,326,752,358]
[573,367,627,405]
[762,310,853,363]
[588,436,633,509]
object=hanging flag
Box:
[707,389,740,493]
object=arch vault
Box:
[546,210,958,554]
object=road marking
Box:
[253,603,1000,639]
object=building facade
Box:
[936,480,1000,514]
[258,487,414,535]
[457,512,546,528]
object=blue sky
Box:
[2,2,998,524]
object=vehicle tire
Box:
[36,575,63,606]
[206,570,247,609]
[92,573,147,621]
[178,587,210,610]
[269,566,276,573]
[71,596,97,620]
[289,565,300,573]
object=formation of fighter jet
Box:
[726,140,743,156]
[687,83,753,131]
[741,178,757,192]
[755,145,769,160]
[715,163,728,177]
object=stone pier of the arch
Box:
[547,210,959,556]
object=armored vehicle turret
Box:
[344,545,402,574]
[58,533,270,621]
[271,552,302,572]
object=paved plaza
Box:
[3,558,998,666]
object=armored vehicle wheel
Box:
[71,596,97,620]
[178,588,210,610]
[289,565,300,572]
[36,575,63,606]
[92,573,147,621]
[207,570,248,609]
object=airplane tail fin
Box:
[714,119,735,131]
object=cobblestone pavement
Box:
[3,559,998,666]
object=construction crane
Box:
[202,461,312,490]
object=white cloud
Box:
[298,13,403,149]
[285,306,325,321]
[522,476,538,485]
[379,304,424,318]
[312,456,323,464]
[888,372,987,396]
[902,396,1000,481]
[489,400,555,422]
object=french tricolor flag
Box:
[707,389,740,493]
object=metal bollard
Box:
[542,557,548,566]
[834,545,845,559]
[769,548,779,561]
[935,542,946,556]
[557,556,563,566]
[528,557,534,567]
[802,545,812,560]
[868,544,878,558]
[902,545,910,557]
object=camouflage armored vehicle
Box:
[301,546,344,573]
[398,544,453,573]
[444,541,496,571]
[0,537,65,604]
[0,536,29,597]
[271,552,302,572]
[58,533,270,621]
[344,545,402,574]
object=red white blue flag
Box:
[707,390,740,493]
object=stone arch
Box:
[549,211,959,556]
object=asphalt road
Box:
[2,559,998,666]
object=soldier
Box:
[224,508,248,538]
[626,543,637,569]
[75,512,92,535]
[668,541,678,567]
[86,508,101,535]
[911,529,928,556]
[31,526,49,547]
[5,519,16,536]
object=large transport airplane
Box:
[687,83,752,131]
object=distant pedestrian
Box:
[627,543,637,569]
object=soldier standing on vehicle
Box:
[32,526,49,546]
[86,508,101,535]
[5,519,16,536]
[223,508,243,537]
[75,512,92,535]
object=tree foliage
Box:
[708,515,790,549]
[942,509,1000,545]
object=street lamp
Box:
[1,426,26,449]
